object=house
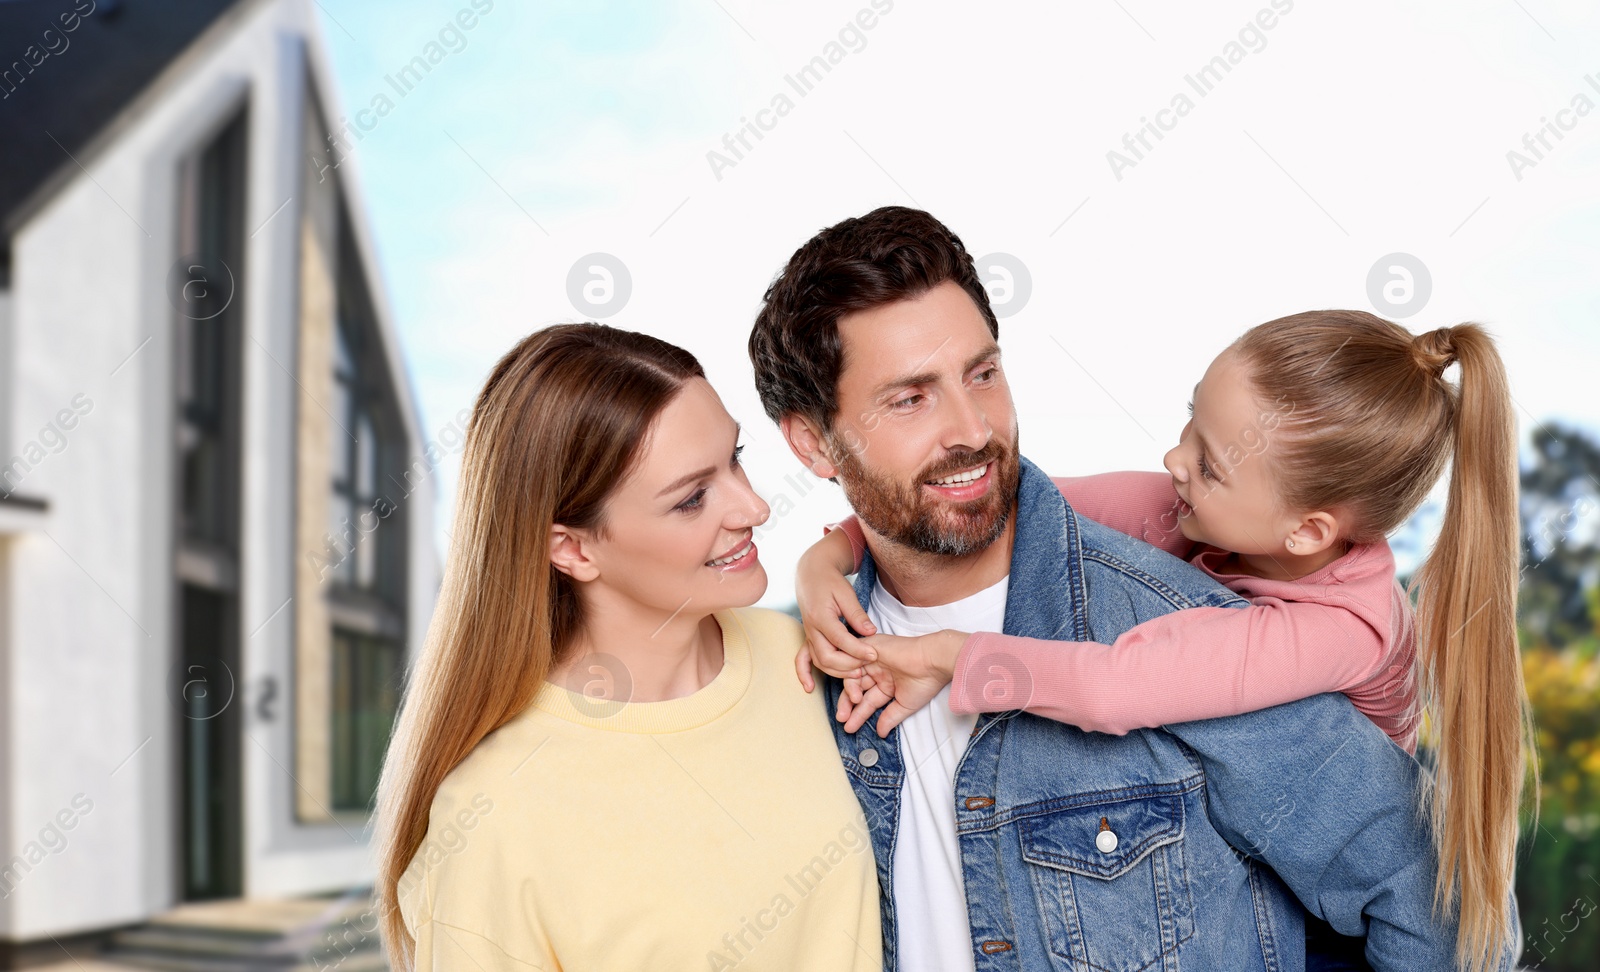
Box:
[0,0,439,964]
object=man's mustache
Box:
[917,443,1006,483]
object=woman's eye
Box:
[1186,400,1195,416]
[676,487,707,512]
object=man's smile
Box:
[921,461,994,501]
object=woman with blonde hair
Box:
[373,323,881,971]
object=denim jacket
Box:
[825,456,1514,972]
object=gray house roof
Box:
[0,0,246,266]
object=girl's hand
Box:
[836,671,894,727]
[794,527,878,692]
[838,630,968,737]
[839,676,896,734]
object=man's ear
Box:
[1284,510,1341,557]
[779,413,839,480]
[549,524,601,583]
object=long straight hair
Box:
[371,323,704,971]
[1234,310,1531,972]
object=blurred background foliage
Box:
[1511,423,1600,970]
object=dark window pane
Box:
[179,584,240,898]
[329,379,352,490]
[330,631,403,812]
[355,412,375,498]
[328,493,355,586]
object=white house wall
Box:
[1,0,436,940]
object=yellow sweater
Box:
[397,607,883,971]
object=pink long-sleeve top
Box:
[828,470,1420,752]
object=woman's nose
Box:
[729,485,770,530]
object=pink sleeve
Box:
[948,598,1391,735]
[1052,471,1193,558]
[825,517,869,573]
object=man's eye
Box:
[676,487,707,512]
[973,367,998,383]
[731,444,745,465]
[891,395,922,410]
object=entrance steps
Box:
[97,893,385,972]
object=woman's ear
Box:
[1285,510,1341,556]
[779,413,839,480]
[549,524,601,583]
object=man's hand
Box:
[836,630,968,736]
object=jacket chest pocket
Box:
[1019,791,1195,972]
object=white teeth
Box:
[927,464,988,487]
[707,540,754,567]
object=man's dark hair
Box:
[748,206,998,432]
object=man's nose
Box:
[943,386,992,452]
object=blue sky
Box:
[315,0,1600,595]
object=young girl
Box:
[796,310,1531,972]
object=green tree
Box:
[1513,423,1600,970]
[1519,424,1600,645]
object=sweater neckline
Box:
[530,609,753,733]
[1194,539,1386,588]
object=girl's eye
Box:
[1198,454,1215,481]
[675,487,708,513]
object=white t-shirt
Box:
[867,575,1009,972]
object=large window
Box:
[326,210,406,606]
[176,112,246,548]
[324,206,406,813]
[174,106,246,900]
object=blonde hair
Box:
[1233,310,1532,971]
[371,324,704,970]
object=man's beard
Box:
[830,428,1021,558]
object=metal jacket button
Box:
[858,748,879,767]
[1096,815,1119,854]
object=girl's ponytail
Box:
[1410,323,1531,972]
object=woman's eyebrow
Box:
[653,421,741,497]
[656,466,715,498]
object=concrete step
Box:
[98,892,386,972]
